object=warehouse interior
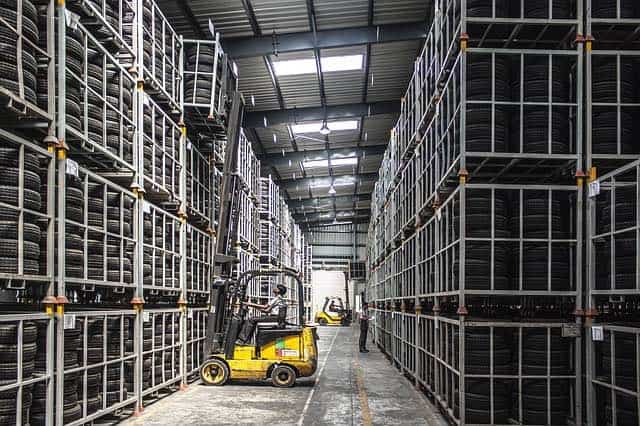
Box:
[0,0,639,424]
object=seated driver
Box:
[237,284,288,344]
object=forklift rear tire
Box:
[200,358,229,386]
[271,365,296,388]
[318,318,327,326]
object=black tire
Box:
[0,360,34,380]
[0,322,37,344]
[271,364,296,388]
[0,342,37,362]
[200,358,229,386]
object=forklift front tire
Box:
[200,358,230,386]
[318,318,327,326]
[271,364,296,388]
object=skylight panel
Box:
[331,157,358,167]
[273,54,364,76]
[302,159,329,169]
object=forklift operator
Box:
[237,284,288,344]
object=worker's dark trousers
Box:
[239,315,280,342]
[359,322,368,350]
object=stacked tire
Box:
[599,333,637,393]
[466,0,575,19]
[0,322,36,426]
[61,26,84,135]
[465,55,511,155]
[143,214,180,289]
[142,0,176,96]
[596,187,637,290]
[511,191,571,291]
[591,59,637,154]
[524,0,573,18]
[0,146,42,276]
[65,175,85,279]
[86,185,134,285]
[66,0,120,42]
[83,318,132,409]
[520,380,570,425]
[521,329,571,376]
[34,3,81,125]
[454,332,511,424]
[0,0,39,105]
[31,322,48,425]
[512,57,570,154]
[125,358,151,394]
[454,328,512,375]
[31,322,82,425]
[85,62,134,160]
[592,0,638,19]
[453,194,510,290]
[184,44,218,105]
[466,0,508,17]
[141,110,180,194]
[455,380,510,424]
[152,318,180,385]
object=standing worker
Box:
[359,302,370,353]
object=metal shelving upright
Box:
[0,0,235,423]
[583,3,640,424]
[585,158,640,425]
[366,1,585,424]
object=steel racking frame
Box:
[584,10,640,420]
[585,158,640,425]
[366,2,588,425]
[0,0,226,423]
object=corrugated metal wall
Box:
[304,223,367,267]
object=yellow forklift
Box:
[315,296,350,326]
[199,93,317,387]
[200,269,318,387]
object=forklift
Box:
[315,296,350,326]
[200,269,318,387]
[199,92,318,387]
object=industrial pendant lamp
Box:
[328,183,336,195]
[319,120,331,135]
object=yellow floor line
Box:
[355,348,372,426]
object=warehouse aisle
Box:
[125,326,445,425]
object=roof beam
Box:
[294,211,371,225]
[239,0,290,153]
[175,0,206,39]
[291,192,372,205]
[259,145,385,167]
[244,101,399,128]
[288,194,371,210]
[279,173,377,191]
[277,172,377,184]
[224,23,427,59]
[293,204,371,215]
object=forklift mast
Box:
[204,90,245,358]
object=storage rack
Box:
[256,176,305,324]
[584,2,640,424]
[303,244,313,323]
[366,1,585,425]
[586,158,640,424]
[0,1,234,424]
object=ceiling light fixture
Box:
[291,120,359,134]
[319,120,331,136]
[328,184,336,195]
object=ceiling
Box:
[159,0,429,226]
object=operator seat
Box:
[255,307,302,348]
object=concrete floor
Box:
[124,326,446,426]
